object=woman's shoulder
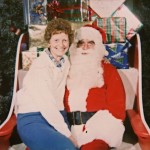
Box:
[31,51,50,68]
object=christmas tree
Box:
[0,0,26,125]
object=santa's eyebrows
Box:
[77,40,95,44]
[76,40,95,48]
[87,41,95,45]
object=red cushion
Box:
[127,109,150,138]
[0,114,16,137]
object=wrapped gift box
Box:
[105,41,132,69]
[22,50,44,70]
[89,0,125,18]
[93,17,127,43]
[47,0,90,22]
[29,24,48,49]
[89,7,99,21]
[112,4,143,39]
[23,0,47,25]
[69,21,93,30]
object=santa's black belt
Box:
[67,111,96,125]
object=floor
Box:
[9,142,141,150]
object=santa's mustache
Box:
[69,48,102,66]
[69,47,96,56]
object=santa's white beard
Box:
[67,47,104,90]
[67,47,104,111]
[70,47,101,65]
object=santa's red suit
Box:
[64,27,126,150]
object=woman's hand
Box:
[69,135,79,148]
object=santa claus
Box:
[64,26,126,150]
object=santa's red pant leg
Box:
[80,139,109,150]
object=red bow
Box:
[47,0,63,19]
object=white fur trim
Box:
[71,124,85,143]
[71,124,95,148]
[76,110,125,147]
[74,27,102,43]
[68,88,88,111]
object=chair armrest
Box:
[127,109,150,138]
[0,114,16,136]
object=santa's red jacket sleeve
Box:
[102,62,126,121]
[64,62,126,121]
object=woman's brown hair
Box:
[44,18,73,46]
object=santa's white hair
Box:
[67,26,109,111]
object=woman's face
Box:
[49,33,69,61]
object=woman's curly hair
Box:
[44,18,74,46]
